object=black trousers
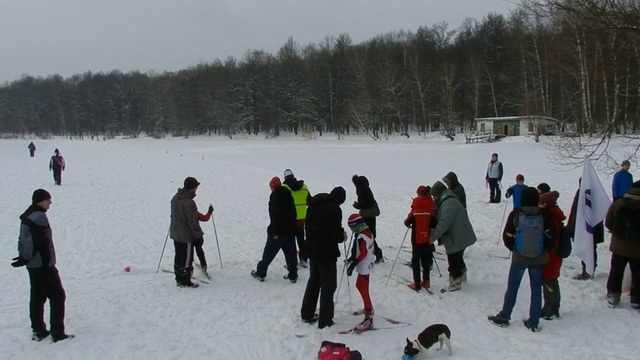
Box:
[301,259,337,327]
[255,235,298,280]
[447,249,466,278]
[52,169,62,185]
[28,267,66,334]
[294,223,306,262]
[363,217,383,260]
[542,279,561,316]
[488,178,501,203]
[193,237,207,267]
[411,243,433,284]
[606,253,640,304]
[174,241,194,284]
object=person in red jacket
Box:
[539,191,566,320]
[194,204,214,270]
[404,185,435,291]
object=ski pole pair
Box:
[386,227,443,285]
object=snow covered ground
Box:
[0,134,637,359]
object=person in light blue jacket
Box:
[612,160,633,201]
[505,174,528,209]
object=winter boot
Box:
[461,267,468,283]
[488,314,509,327]
[32,330,50,341]
[421,281,431,290]
[283,274,297,283]
[177,281,199,288]
[446,275,462,292]
[408,282,421,291]
[607,293,621,307]
[354,315,374,333]
[523,319,539,332]
[302,314,319,324]
[51,333,75,343]
[250,270,265,282]
[573,271,592,280]
[200,260,207,271]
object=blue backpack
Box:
[514,212,550,258]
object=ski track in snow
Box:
[0,135,638,359]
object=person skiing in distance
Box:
[404,185,435,291]
[612,160,633,202]
[28,142,36,157]
[301,186,347,329]
[345,213,376,332]
[170,177,205,288]
[505,174,528,209]
[12,189,73,342]
[488,187,555,332]
[567,177,605,280]
[251,177,298,283]
[352,175,383,263]
[49,149,65,185]
[539,191,566,320]
[485,153,504,203]
[429,181,477,291]
[194,204,214,271]
[442,172,467,210]
[281,169,312,268]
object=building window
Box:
[528,122,534,132]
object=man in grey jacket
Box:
[12,189,73,342]
[485,153,504,203]
[170,177,205,288]
[430,181,477,291]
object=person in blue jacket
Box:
[505,174,528,209]
[612,160,633,201]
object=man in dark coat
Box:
[251,177,298,282]
[49,149,65,185]
[13,189,73,342]
[567,177,605,280]
[28,142,36,157]
[301,186,347,329]
[352,175,383,263]
[170,177,204,288]
[442,171,467,210]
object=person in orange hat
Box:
[251,177,298,283]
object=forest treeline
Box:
[1,0,639,139]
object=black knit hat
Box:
[536,183,551,194]
[183,177,200,190]
[520,187,540,207]
[32,189,51,204]
[330,186,346,204]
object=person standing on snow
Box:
[282,169,312,268]
[28,142,36,157]
[429,181,477,291]
[49,149,65,185]
[485,153,504,203]
[442,172,467,210]
[352,175,383,263]
[170,177,204,288]
[505,174,528,209]
[538,191,566,320]
[301,186,347,329]
[12,189,73,342]
[404,185,435,292]
[251,177,298,283]
[612,160,633,202]
[345,213,376,332]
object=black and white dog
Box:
[404,324,452,357]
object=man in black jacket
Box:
[13,189,73,342]
[251,177,298,282]
[301,186,347,328]
[352,175,383,263]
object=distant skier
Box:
[49,149,65,185]
[28,142,36,157]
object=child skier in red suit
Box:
[539,191,566,319]
[404,185,435,291]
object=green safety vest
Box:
[282,183,310,220]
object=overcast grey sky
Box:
[0,0,515,83]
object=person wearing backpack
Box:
[538,191,566,320]
[567,177,605,280]
[604,180,640,309]
[488,187,555,332]
[49,149,66,186]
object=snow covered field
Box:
[0,134,637,359]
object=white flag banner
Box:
[574,156,611,276]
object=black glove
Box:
[207,205,214,214]
[352,201,360,209]
[346,261,357,276]
[11,257,28,267]
[505,187,512,198]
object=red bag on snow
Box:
[317,341,362,360]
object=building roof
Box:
[474,116,560,123]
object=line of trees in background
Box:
[1,0,639,141]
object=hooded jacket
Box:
[431,188,477,254]
[443,172,467,209]
[170,188,204,244]
[282,177,312,220]
[305,187,346,262]
[605,186,640,259]
[18,204,56,268]
[542,204,566,280]
[267,185,297,237]
[352,175,379,217]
